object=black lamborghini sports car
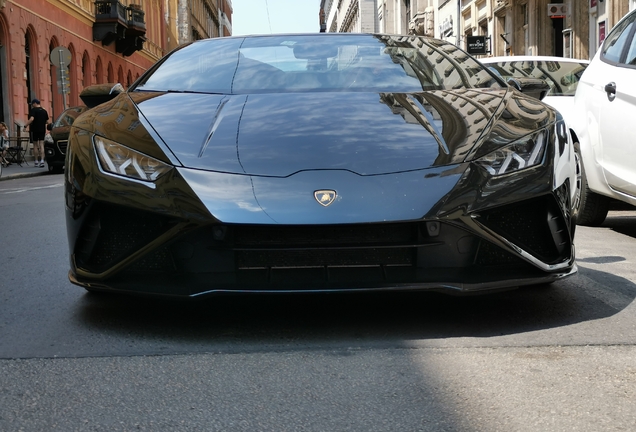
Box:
[65,34,577,297]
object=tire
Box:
[571,142,583,220]
[577,186,610,226]
[47,162,63,174]
[574,142,610,226]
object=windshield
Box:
[485,59,588,96]
[133,34,504,94]
[53,106,86,128]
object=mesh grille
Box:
[477,195,570,263]
[234,223,417,247]
[233,223,419,269]
[476,240,526,266]
[75,204,177,273]
[131,247,175,271]
[237,247,414,269]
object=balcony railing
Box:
[93,0,146,56]
[95,0,126,21]
[127,4,146,31]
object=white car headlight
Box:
[475,129,548,176]
[94,136,172,182]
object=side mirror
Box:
[79,83,125,108]
[506,77,550,100]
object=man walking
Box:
[23,98,50,168]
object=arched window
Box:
[82,51,91,89]
[25,30,35,107]
[107,62,114,82]
[67,44,78,107]
[96,57,104,84]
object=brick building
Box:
[0,0,231,139]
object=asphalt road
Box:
[1,175,636,431]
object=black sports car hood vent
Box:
[134,89,511,176]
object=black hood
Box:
[73,88,556,177]
[131,89,520,176]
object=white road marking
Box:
[0,183,63,195]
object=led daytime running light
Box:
[94,136,172,182]
[476,129,548,176]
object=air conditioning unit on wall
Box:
[548,4,568,18]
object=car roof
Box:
[481,55,589,64]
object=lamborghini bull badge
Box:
[314,190,337,207]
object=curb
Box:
[0,166,51,181]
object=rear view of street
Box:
[1,175,636,431]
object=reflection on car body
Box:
[64,34,578,298]
[480,56,588,125]
[571,9,636,226]
[45,105,87,173]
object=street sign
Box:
[56,67,71,95]
[50,46,72,68]
[466,36,488,55]
[51,47,72,109]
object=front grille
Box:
[477,194,571,263]
[57,140,68,155]
[476,240,526,266]
[74,203,177,273]
[233,223,418,269]
[233,224,417,247]
[236,247,414,269]
[117,220,544,293]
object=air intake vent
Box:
[75,203,177,273]
[477,195,571,264]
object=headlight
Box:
[94,136,172,182]
[475,128,548,176]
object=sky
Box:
[231,0,321,36]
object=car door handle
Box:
[604,82,617,101]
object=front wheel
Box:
[577,186,610,226]
[574,142,610,226]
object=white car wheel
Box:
[575,141,610,227]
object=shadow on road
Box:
[74,268,635,350]
[603,213,636,239]
[602,201,636,238]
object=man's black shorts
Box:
[32,131,45,141]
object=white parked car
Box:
[481,56,589,129]
[571,9,636,226]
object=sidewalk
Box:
[1,159,51,181]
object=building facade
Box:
[449,0,634,60]
[0,0,231,140]
[320,0,636,61]
[321,0,434,34]
[177,0,232,48]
